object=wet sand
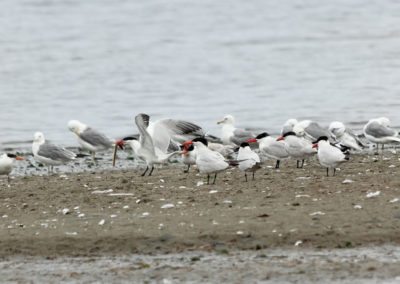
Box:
[1,153,400,257]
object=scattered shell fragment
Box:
[108,193,134,196]
[209,190,218,194]
[354,205,362,209]
[236,231,244,235]
[366,191,381,198]
[98,219,105,226]
[65,232,78,236]
[161,203,175,209]
[295,194,311,198]
[78,213,85,218]
[342,179,353,184]
[389,198,399,203]
[309,211,325,216]
[196,181,204,187]
[294,240,303,246]
[92,189,113,194]
[142,212,150,217]
[62,208,70,215]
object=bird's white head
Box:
[217,114,235,125]
[284,118,298,128]
[293,124,305,137]
[68,120,86,134]
[377,117,391,127]
[33,132,45,144]
[329,121,345,138]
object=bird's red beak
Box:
[247,138,257,143]
[181,140,193,154]
[15,156,24,161]
[312,143,318,149]
[115,139,125,150]
[276,136,284,141]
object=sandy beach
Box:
[1,153,400,257]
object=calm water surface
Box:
[2,0,400,149]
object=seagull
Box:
[217,114,255,146]
[293,120,331,141]
[0,153,24,183]
[68,120,113,161]
[248,132,289,169]
[277,131,316,168]
[312,136,349,177]
[363,117,400,152]
[329,121,365,151]
[32,132,76,173]
[184,137,229,184]
[237,142,261,182]
[281,118,299,135]
[114,114,182,176]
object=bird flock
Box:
[1,114,399,184]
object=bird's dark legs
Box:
[141,166,149,176]
[7,175,10,184]
[275,160,280,169]
[296,160,300,168]
[245,173,248,182]
[91,151,96,162]
[207,174,210,185]
[333,168,336,176]
[148,166,154,176]
[252,172,255,180]
[301,159,305,168]
[326,168,329,177]
[212,173,217,184]
[382,144,385,150]
[184,165,190,173]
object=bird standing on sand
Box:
[329,121,364,151]
[114,114,182,176]
[237,142,261,181]
[68,120,113,161]
[312,136,349,177]
[277,131,316,168]
[363,117,400,152]
[32,132,76,173]
[248,133,289,169]
[0,153,24,183]
[184,137,229,185]
[180,141,196,173]
[217,114,255,146]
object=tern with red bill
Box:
[32,132,76,174]
[248,133,289,169]
[237,142,261,181]
[186,137,229,184]
[217,114,255,146]
[68,120,113,161]
[363,117,400,152]
[180,141,196,173]
[0,153,24,183]
[113,114,182,176]
[312,136,349,177]
[277,131,316,168]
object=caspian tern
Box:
[68,120,113,161]
[114,114,182,176]
[32,132,76,173]
[184,137,229,185]
[277,131,316,168]
[217,114,255,146]
[312,136,349,176]
[237,142,261,181]
[180,141,196,173]
[248,132,289,169]
[293,120,331,141]
[363,117,400,152]
[329,121,365,151]
[0,153,24,183]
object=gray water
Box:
[2,0,400,149]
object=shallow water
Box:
[2,0,400,150]
[1,246,400,283]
